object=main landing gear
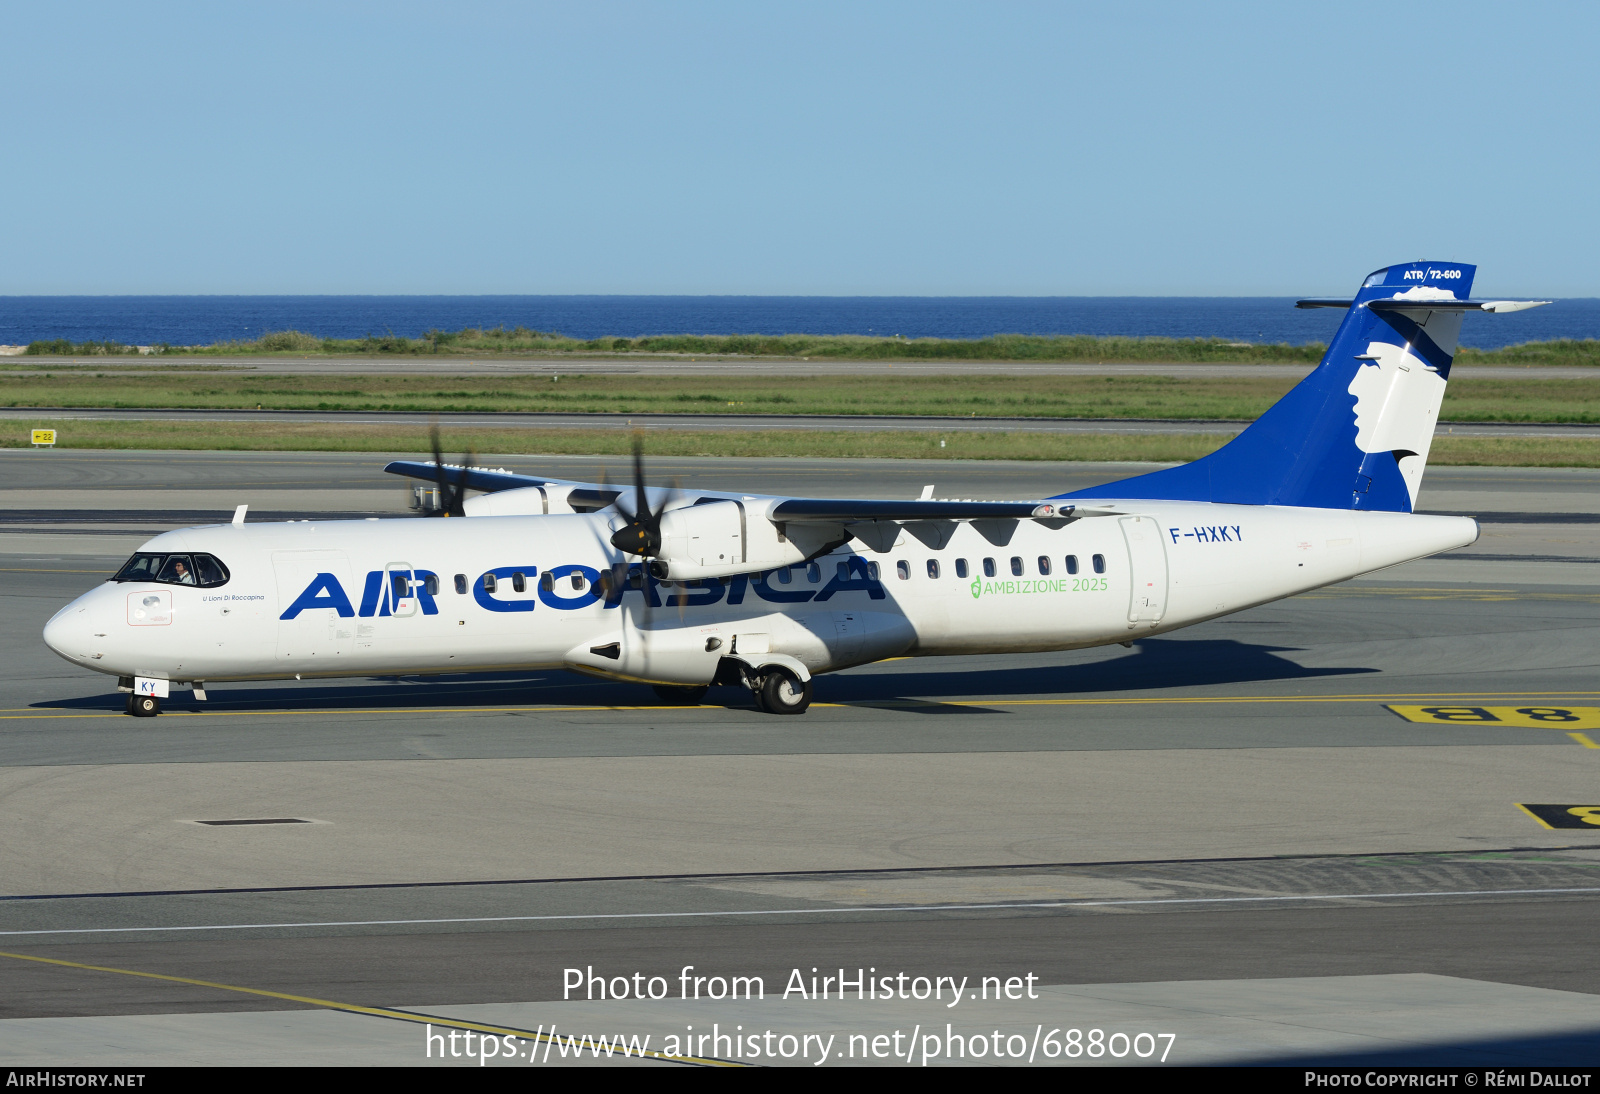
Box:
[653,663,814,715]
[126,693,161,718]
[753,668,813,716]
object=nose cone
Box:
[43,597,107,668]
[43,607,82,662]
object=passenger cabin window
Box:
[955,558,968,579]
[896,560,910,580]
[391,572,409,600]
[807,562,821,583]
[927,559,940,579]
[777,567,792,584]
[1010,556,1024,577]
[425,574,439,596]
[836,561,849,580]
[454,573,467,595]
[1093,553,1106,574]
[540,573,554,593]
[571,573,587,591]
[112,552,230,588]
[512,572,526,593]
[1037,556,1052,576]
[867,561,880,580]
[483,573,497,593]
[982,558,996,578]
[1065,555,1079,575]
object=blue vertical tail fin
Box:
[1060,261,1546,513]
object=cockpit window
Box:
[158,555,197,584]
[193,554,229,586]
[113,552,230,588]
[113,554,163,582]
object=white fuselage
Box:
[42,503,1477,688]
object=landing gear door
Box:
[385,562,418,618]
[1119,516,1168,625]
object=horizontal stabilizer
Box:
[1296,298,1551,313]
[1369,298,1551,314]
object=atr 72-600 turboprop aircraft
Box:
[44,262,1549,717]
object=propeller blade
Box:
[631,433,651,526]
[429,423,449,518]
[449,448,474,517]
[608,431,662,556]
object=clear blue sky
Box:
[4,2,1594,297]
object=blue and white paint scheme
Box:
[42,263,1550,715]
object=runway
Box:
[4,404,1597,439]
[2,454,1599,1065]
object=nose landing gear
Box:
[126,693,161,718]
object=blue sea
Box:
[1,295,1596,350]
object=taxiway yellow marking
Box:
[0,950,738,1067]
[8,692,1600,720]
[1300,587,1600,604]
[1516,803,1558,830]
[1388,705,1600,731]
[1571,732,1600,749]
[1514,804,1600,831]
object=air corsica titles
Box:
[278,561,887,620]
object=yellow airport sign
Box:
[30,429,56,447]
[1388,704,1600,730]
[1516,804,1600,830]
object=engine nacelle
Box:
[650,499,843,582]
[463,486,546,516]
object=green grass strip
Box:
[7,372,1600,423]
[18,328,1600,367]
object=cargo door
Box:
[1118,516,1168,624]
